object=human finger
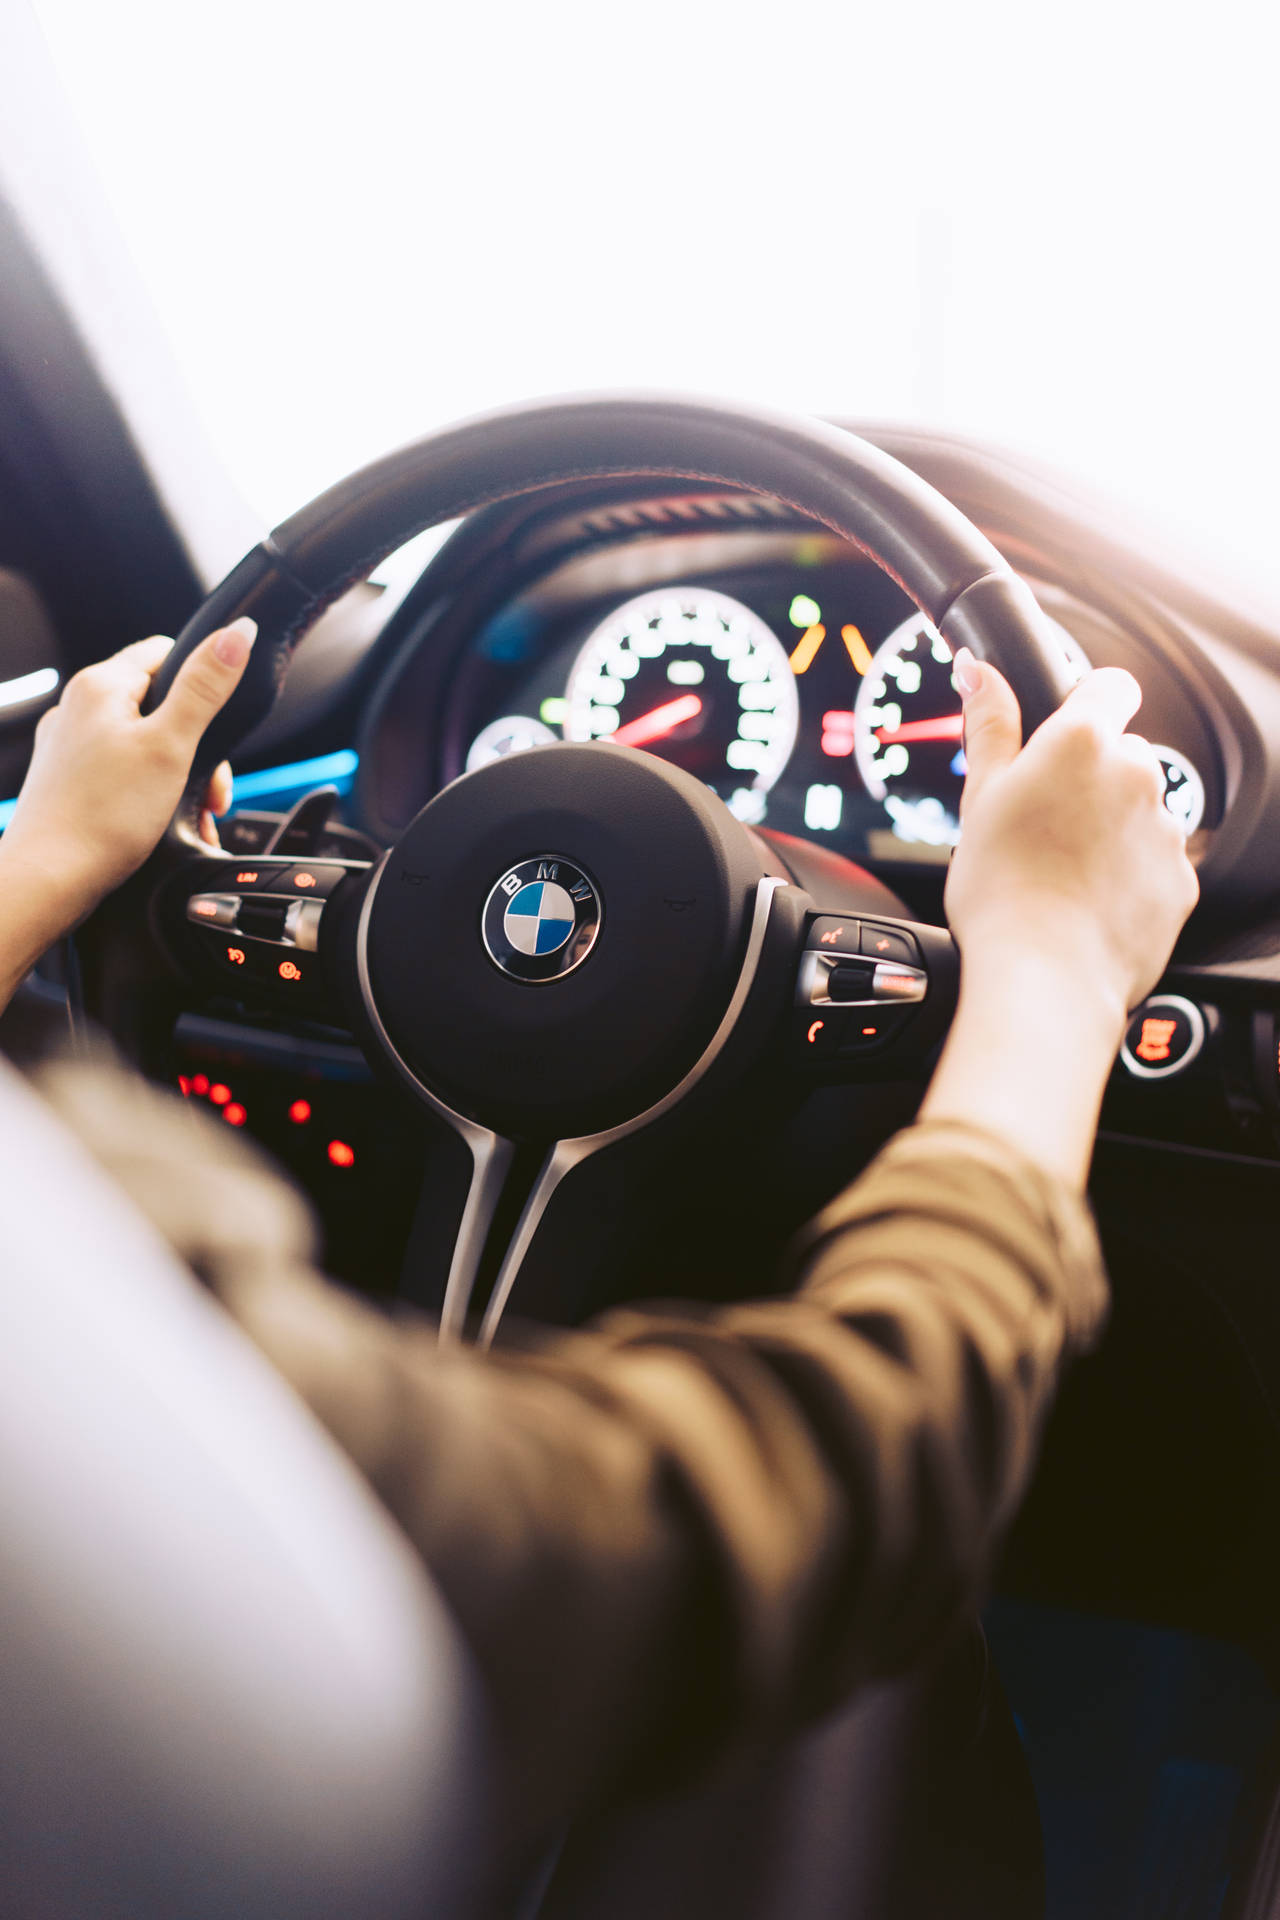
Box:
[954,649,1021,808]
[146,618,257,755]
[198,808,221,849]
[204,761,233,818]
[1054,666,1143,741]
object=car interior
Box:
[5,9,1280,1917]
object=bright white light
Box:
[804,784,843,833]
[667,659,705,686]
[727,788,767,826]
[0,667,59,710]
[19,0,1280,608]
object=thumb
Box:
[954,648,1021,809]
[147,617,257,754]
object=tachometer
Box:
[852,609,1089,848]
[564,587,799,822]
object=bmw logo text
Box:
[482,856,602,983]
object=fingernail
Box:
[952,647,982,699]
[214,616,257,667]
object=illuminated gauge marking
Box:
[1150,746,1206,836]
[564,587,799,806]
[853,610,1089,846]
[465,715,557,772]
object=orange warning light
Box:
[235,870,259,884]
[278,960,303,982]
[789,623,826,675]
[209,1083,231,1106]
[293,871,317,889]
[223,1103,247,1127]
[806,1019,825,1045]
[289,1098,312,1125]
[1135,1017,1178,1064]
[842,624,874,675]
[862,1025,877,1035]
[226,945,246,966]
[327,1139,355,1168]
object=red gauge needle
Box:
[610,692,704,748]
[874,713,964,745]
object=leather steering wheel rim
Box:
[147,391,1076,843]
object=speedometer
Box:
[852,609,1090,847]
[564,587,799,822]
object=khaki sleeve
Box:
[38,1059,1107,1837]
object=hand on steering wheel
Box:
[0,620,256,964]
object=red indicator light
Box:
[177,1075,191,1096]
[235,870,259,884]
[191,1074,209,1096]
[226,945,246,966]
[327,1139,355,1168]
[821,710,856,758]
[293,871,318,889]
[874,713,965,746]
[1136,1017,1178,1064]
[862,1025,878,1036]
[278,960,303,982]
[806,1019,825,1045]
[223,1103,247,1127]
[209,1083,231,1106]
[289,1098,312,1125]
[192,899,218,918]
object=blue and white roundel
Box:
[503,881,576,957]
[482,855,603,983]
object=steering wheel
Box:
[79,395,1075,1343]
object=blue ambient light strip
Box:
[0,748,359,832]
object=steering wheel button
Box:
[229,865,286,891]
[793,1012,839,1059]
[827,960,877,1002]
[859,923,920,966]
[280,864,346,896]
[807,916,862,954]
[833,1006,914,1054]
[186,893,241,929]
[1120,996,1206,1080]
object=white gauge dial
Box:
[564,586,799,811]
[465,715,557,772]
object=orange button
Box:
[278,960,303,983]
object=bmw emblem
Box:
[482,856,602,983]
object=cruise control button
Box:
[186,893,240,930]
[807,915,862,954]
[1120,996,1205,1079]
[228,865,286,891]
[859,922,920,966]
[237,898,290,941]
[279,863,348,897]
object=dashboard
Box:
[403,533,1222,871]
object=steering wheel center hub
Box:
[360,742,765,1140]
[482,857,602,981]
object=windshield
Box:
[22,0,1280,597]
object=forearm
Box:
[921,938,1127,1191]
[0,844,84,1015]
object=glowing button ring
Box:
[482,856,602,984]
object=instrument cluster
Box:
[452,553,1217,870]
